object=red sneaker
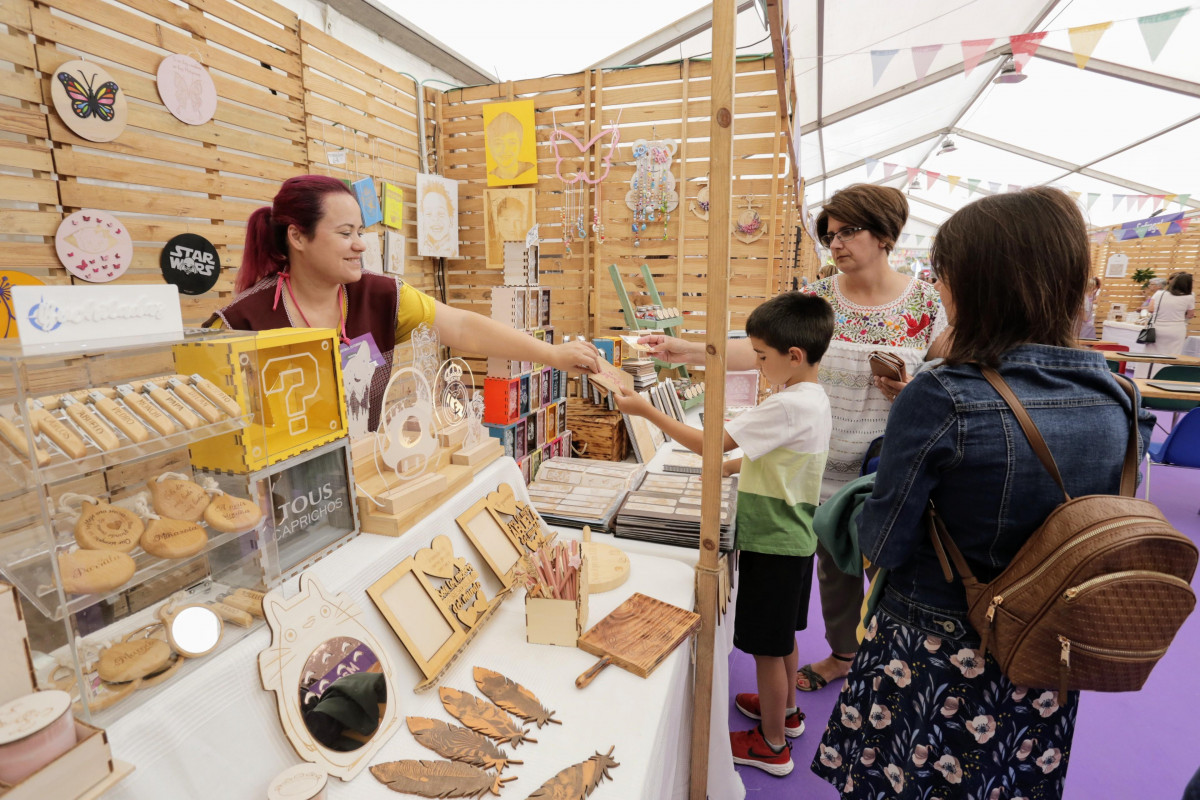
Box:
[730,725,793,776]
[733,693,806,738]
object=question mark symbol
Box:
[262,353,320,436]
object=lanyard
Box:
[273,272,351,346]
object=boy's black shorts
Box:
[732,550,814,658]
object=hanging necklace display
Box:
[55,209,132,283]
[549,111,620,256]
[732,196,768,244]
[689,176,710,220]
[624,132,679,247]
[51,59,127,143]
[156,53,217,126]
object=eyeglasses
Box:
[819,226,865,248]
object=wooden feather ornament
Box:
[406,716,522,773]
[523,747,619,800]
[438,686,536,747]
[370,759,515,798]
[473,667,560,728]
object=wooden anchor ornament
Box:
[473,666,560,728]
[732,196,768,244]
[438,686,535,747]
[406,716,522,773]
[689,178,710,220]
[523,747,619,800]
[370,760,515,798]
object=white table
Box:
[1101,321,1153,377]
[104,457,744,800]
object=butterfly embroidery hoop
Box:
[156,53,217,126]
[51,59,127,143]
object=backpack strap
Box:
[979,366,1071,504]
[1109,373,1142,498]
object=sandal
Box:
[795,653,855,692]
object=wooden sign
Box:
[575,593,701,688]
[50,60,127,143]
[156,54,217,125]
[55,210,133,283]
[455,484,549,586]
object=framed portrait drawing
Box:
[416,173,460,258]
[482,99,537,187]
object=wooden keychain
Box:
[56,547,137,595]
[133,492,208,559]
[117,384,178,436]
[87,389,150,443]
[147,472,212,521]
[58,395,120,452]
[197,475,264,534]
[166,377,224,424]
[25,399,87,460]
[141,380,202,429]
[187,373,242,417]
[59,491,144,553]
[0,413,50,466]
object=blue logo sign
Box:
[27,297,62,332]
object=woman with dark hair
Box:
[208,175,600,433]
[1146,271,1195,356]
[640,183,947,692]
[810,187,1154,799]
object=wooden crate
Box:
[565,397,628,462]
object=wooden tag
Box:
[140,517,208,559]
[97,637,173,683]
[149,477,211,521]
[202,493,263,534]
[74,500,144,552]
[58,549,136,594]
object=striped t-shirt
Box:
[725,382,831,557]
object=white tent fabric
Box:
[625,0,1200,242]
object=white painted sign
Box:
[12,285,183,346]
[1105,253,1129,279]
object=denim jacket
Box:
[858,344,1155,645]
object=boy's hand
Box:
[721,458,741,477]
[638,334,693,364]
[613,386,653,417]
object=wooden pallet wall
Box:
[438,57,792,358]
[1091,215,1200,339]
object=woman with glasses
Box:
[641,183,946,691]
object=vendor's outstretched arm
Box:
[639,334,757,372]
[433,301,602,374]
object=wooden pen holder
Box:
[524,551,588,647]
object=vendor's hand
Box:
[638,334,695,365]
[874,374,910,402]
[551,339,604,375]
[613,386,653,417]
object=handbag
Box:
[927,366,1197,697]
[1137,292,1160,343]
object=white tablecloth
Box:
[105,457,743,800]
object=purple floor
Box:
[728,409,1200,798]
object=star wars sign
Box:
[160,233,221,295]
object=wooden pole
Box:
[689,0,735,798]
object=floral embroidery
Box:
[801,276,942,348]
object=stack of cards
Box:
[614,473,736,550]
[622,359,657,390]
[526,457,646,531]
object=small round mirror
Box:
[167,605,223,657]
[298,637,387,752]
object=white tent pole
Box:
[1034,47,1200,99]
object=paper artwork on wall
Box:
[483,99,537,187]
[51,60,128,143]
[1,271,45,339]
[361,231,383,274]
[417,174,460,258]
[353,177,383,228]
[55,210,133,283]
[484,188,536,269]
[384,230,406,276]
[159,233,220,295]
[156,54,217,126]
[383,183,404,229]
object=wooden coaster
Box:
[149,477,211,521]
[58,549,136,595]
[202,493,263,534]
[581,540,630,594]
[140,518,208,559]
[73,500,143,553]
[97,637,173,684]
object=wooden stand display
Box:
[451,438,504,467]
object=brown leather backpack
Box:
[928,366,1197,697]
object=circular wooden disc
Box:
[582,540,630,594]
[0,271,45,339]
[50,60,128,143]
[55,210,133,283]
[156,54,217,126]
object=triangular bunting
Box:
[947,175,961,191]
[1067,22,1113,70]
[1177,193,1191,208]
[967,178,981,195]
[988,182,1001,194]
[1112,195,1125,211]
[1151,194,1166,205]
[883,162,898,179]
[1009,31,1049,72]
[871,49,899,86]
[911,44,943,81]
[1179,218,1192,232]
[1157,222,1173,235]
[924,171,941,185]
[1135,225,1150,239]
[1086,193,1100,210]
[1137,8,1189,63]
[961,38,994,77]
[915,235,925,246]
[864,157,879,178]
[1164,194,1177,205]
[906,167,921,184]
[1137,195,1150,211]
[1068,190,1081,202]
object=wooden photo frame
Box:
[456,495,526,586]
[484,188,536,269]
[368,556,468,682]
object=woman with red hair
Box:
[208,175,600,432]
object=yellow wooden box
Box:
[174,328,347,473]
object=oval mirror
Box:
[298,637,387,752]
[167,605,223,657]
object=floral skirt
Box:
[810,611,1078,799]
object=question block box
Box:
[175,327,347,473]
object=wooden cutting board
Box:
[575,592,701,688]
